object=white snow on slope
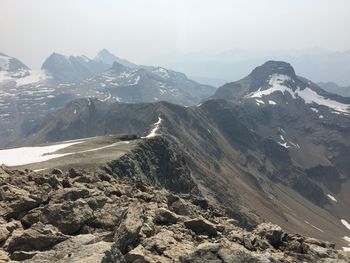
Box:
[310,107,319,113]
[0,69,49,86]
[16,70,49,86]
[247,74,350,113]
[304,220,324,233]
[153,67,170,79]
[343,236,350,251]
[268,100,277,105]
[341,219,350,230]
[327,194,337,202]
[0,142,83,166]
[247,75,296,99]
[255,99,265,105]
[278,142,290,148]
[0,140,130,167]
[143,115,162,138]
[296,87,350,113]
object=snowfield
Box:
[0,140,130,167]
[247,74,350,113]
[0,141,83,166]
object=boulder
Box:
[184,218,217,237]
[51,168,63,176]
[114,202,144,253]
[154,208,178,225]
[22,200,94,234]
[26,234,112,263]
[5,222,67,253]
[253,223,283,247]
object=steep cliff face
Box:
[105,136,199,194]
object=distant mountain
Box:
[213,60,350,114]
[41,52,110,83]
[0,52,29,72]
[0,51,215,147]
[166,49,350,87]
[66,61,215,105]
[318,82,350,97]
[94,48,137,68]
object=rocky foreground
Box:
[0,166,349,263]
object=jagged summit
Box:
[94,48,137,68]
[42,52,109,83]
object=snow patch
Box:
[143,115,162,138]
[268,100,277,105]
[289,141,301,149]
[247,74,296,99]
[304,220,324,233]
[278,142,290,148]
[310,107,319,113]
[296,87,350,113]
[341,219,350,230]
[327,194,337,202]
[255,99,265,105]
[0,142,84,166]
[153,67,170,78]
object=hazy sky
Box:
[1,0,349,68]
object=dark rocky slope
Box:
[0,166,349,262]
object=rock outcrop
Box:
[0,165,348,262]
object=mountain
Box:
[2,60,350,260]
[166,49,350,87]
[94,48,137,68]
[0,52,215,148]
[41,52,110,83]
[18,57,350,251]
[65,62,215,106]
[213,61,350,114]
[318,82,350,97]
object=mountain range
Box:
[0,50,215,148]
[1,50,350,261]
[10,60,350,250]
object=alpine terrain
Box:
[0,51,215,148]
[1,58,350,262]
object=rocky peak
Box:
[0,53,29,73]
[94,49,137,68]
[249,60,297,82]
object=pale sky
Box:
[0,0,349,68]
